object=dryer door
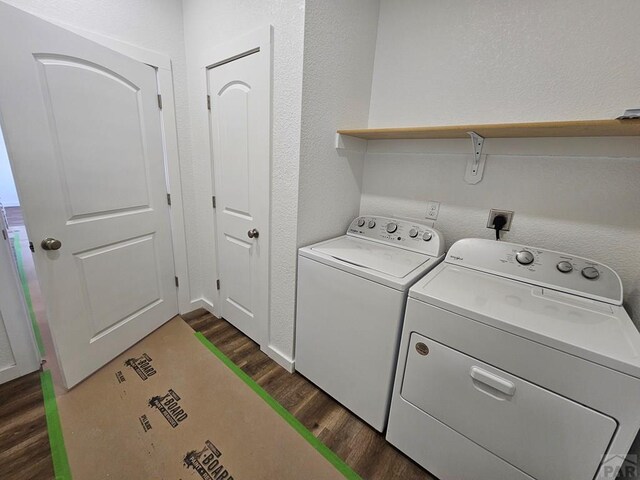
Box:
[401,333,616,480]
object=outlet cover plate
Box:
[487,209,514,231]
[425,201,440,220]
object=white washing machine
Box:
[387,238,640,480]
[295,215,445,431]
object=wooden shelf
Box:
[337,119,640,140]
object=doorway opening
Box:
[0,124,59,382]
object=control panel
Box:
[347,216,445,257]
[445,238,623,305]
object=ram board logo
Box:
[124,353,157,381]
[184,440,235,480]
[148,389,188,428]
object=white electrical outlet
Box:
[425,201,440,220]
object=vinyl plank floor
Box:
[0,310,434,479]
[0,371,54,480]
[184,309,434,480]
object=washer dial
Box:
[422,232,432,242]
[556,261,573,273]
[409,228,419,238]
[367,220,376,229]
[581,266,600,280]
[386,222,398,233]
[516,250,534,265]
[357,218,365,227]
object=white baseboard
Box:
[262,344,295,373]
[183,297,216,316]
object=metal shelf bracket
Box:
[465,131,486,184]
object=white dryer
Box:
[387,238,640,480]
[295,215,445,431]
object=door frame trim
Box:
[202,26,275,357]
[56,24,192,314]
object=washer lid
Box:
[311,236,430,278]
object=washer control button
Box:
[357,218,365,227]
[582,266,600,280]
[556,261,573,273]
[367,220,376,229]
[386,222,398,234]
[516,250,534,265]
[422,232,432,242]
[409,228,419,238]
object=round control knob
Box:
[409,228,419,238]
[515,250,534,265]
[367,220,376,229]
[422,232,432,242]
[556,261,573,273]
[386,222,398,233]
[581,266,600,280]
[357,218,365,227]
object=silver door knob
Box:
[41,238,62,251]
[247,229,259,239]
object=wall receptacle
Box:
[487,209,514,231]
[425,201,440,220]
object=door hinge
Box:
[175,276,179,288]
[157,94,163,110]
[216,279,220,290]
[166,193,172,206]
[29,242,34,253]
[207,95,211,111]
[212,196,216,209]
[1,229,6,240]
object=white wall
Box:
[297,0,380,248]
[182,0,306,364]
[368,0,640,127]
[362,0,640,325]
[0,128,19,207]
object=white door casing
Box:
[0,206,40,385]
[206,28,272,346]
[0,3,178,388]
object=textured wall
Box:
[368,0,640,126]
[182,0,306,363]
[362,0,640,324]
[297,0,380,248]
[361,140,640,321]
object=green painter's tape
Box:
[13,232,45,356]
[41,370,72,479]
[194,332,362,480]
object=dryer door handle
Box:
[470,366,516,397]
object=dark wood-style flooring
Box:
[0,310,433,479]
[0,371,54,479]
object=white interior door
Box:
[208,45,270,345]
[0,204,40,384]
[0,3,178,388]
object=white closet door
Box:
[208,44,270,345]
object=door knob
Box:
[41,238,62,251]
[247,228,259,239]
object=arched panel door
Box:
[208,48,270,346]
[0,3,178,388]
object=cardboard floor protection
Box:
[54,318,356,479]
